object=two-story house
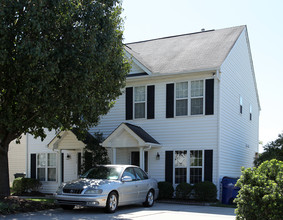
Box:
[26,25,260,197]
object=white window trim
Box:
[174,79,206,117]
[133,85,147,119]
[172,150,188,185]
[190,80,205,116]
[189,150,205,184]
[175,82,189,116]
[36,153,57,182]
[240,96,243,114]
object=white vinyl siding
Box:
[219,28,259,179]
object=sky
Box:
[121,0,283,152]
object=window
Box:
[165,150,213,184]
[190,150,203,184]
[176,82,188,116]
[126,85,155,120]
[240,96,243,114]
[134,167,148,180]
[122,167,136,181]
[166,79,214,118]
[37,153,56,182]
[134,86,146,118]
[175,151,187,184]
[191,80,204,115]
[249,104,252,121]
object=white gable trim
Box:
[102,123,146,148]
[125,50,152,76]
[47,130,85,150]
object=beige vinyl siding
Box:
[27,130,60,193]
[8,135,27,185]
[218,28,259,179]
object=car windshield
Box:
[81,166,123,180]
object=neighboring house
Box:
[8,134,27,185]
[26,25,260,197]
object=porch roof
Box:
[47,129,94,150]
[102,123,160,148]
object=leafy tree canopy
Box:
[254,133,283,166]
[81,132,110,174]
[0,0,130,197]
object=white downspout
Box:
[216,68,222,200]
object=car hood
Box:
[64,178,116,189]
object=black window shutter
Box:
[77,152,81,176]
[126,87,133,120]
[61,153,64,182]
[166,84,174,118]
[165,151,173,183]
[30,154,36,179]
[147,85,155,119]
[205,79,214,115]
[204,150,213,182]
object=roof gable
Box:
[102,123,160,148]
[125,26,245,75]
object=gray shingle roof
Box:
[125,26,245,74]
[124,123,160,145]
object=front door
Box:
[131,151,148,173]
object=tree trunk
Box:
[0,146,10,198]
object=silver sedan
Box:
[55,165,159,213]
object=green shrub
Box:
[158,181,174,199]
[235,159,283,220]
[176,182,193,199]
[12,178,42,195]
[194,181,217,202]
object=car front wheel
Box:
[105,191,118,213]
[143,190,154,207]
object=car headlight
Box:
[56,183,66,195]
[84,189,103,194]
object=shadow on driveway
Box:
[1,202,236,220]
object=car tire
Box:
[143,190,154,207]
[105,191,118,213]
[60,205,75,210]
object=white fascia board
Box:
[124,50,152,75]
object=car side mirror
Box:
[122,176,133,182]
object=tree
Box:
[79,131,110,174]
[235,159,283,220]
[254,133,283,166]
[0,0,130,197]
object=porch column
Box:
[58,149,62,185]
[112,148,117,164]
[139,147,144,170]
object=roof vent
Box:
[201,28,205,32]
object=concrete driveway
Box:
[2,202,236,220]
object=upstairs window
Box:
[134,86,146,119]
[176,82,188,116]
[126,85,155,120]
[191,80,204,115]
[240,96,243,114]
[166,79,213,118]
[249,104,252,121]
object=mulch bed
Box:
[0,196,58,215]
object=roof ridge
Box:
[125,25,245,45]
[126,29,214,45]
